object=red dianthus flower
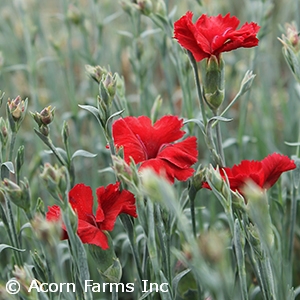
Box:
[112,115,198,183]
[46,182,137,249]
[203,153,296,195]
[174,12,260,61]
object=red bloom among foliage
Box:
[203,153,296,194]
[112,115,198,183]
[174,12,260,62]
[46,182,137,249]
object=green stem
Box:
[214,110,225,166]
[8,132,16,162]
[287,187,297,273]
[5,195,22,266]
[188,51,207,126]
[189,185,197,238]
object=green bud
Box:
[189,166,206,201]
[31,214,62,246]
[15,145,25,174]
[85,65,108,84]
[154,0,167,17]
[103,73,117,98]
[204,55,225,111]
[279,22,300,82]
[0,117,8,146]
[137,0,153,16]
[67,4,83,26]
[89,233,122,283]
[40,163,67,199]
[2,178,31,213]
[120,0,136,16]
[205,165,224,192]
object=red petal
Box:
[95,182,137,231]
[174,11,210,61]
[261,153,296,188]
[46,205,61,221]
[112,117,151,163]
[69,183,96,225]
[77,219,109,249]
[157,136,198,169]
[113,116,186,162]
[140,158,195,183]
[46,205,68,239]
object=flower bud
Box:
[40,163,67,199]
[137,0,153,16]
[204,55,225,111]
[40,106,55,125]
[0,117,8,146]
[67,4,83,26]
[85,65,108,84]
[31,213,62,245]
[7,95,26,121]
[2,178,31,213]
[279,22,300,82]
[154,0,167,17]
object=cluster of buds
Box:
[205,165,231,203]
[1,178,31,214]
[279,22,300,82]
[86,64,118,126]
[7,96,28,132]
[31,106,55,136]
[40,163,67,201]
[112,155,140,188]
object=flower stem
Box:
[187,51,207,126]
[189,185,197,238]
[214,110,225,166]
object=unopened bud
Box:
[204,55,225,111]
[154,0,167,16]
[40,163,67,198]
[8,95,25,121]
[67,4,83,26]
[85,65,108,84]
[0,117,8,146]
[2,178,31,212]
[137,0,153,16]
[40,106,55,125]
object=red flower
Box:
[112,115,198,183]
[46,182,137,249]
[203,153,296,194]
[174,12,260,61]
